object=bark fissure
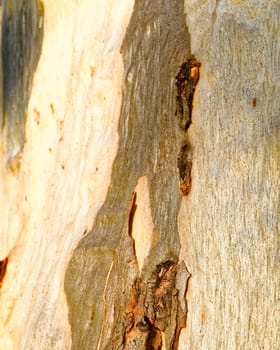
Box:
[176,57,201,196]
[0,257,8,287]
[128,192,137,238]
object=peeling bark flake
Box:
[114,260,190,349]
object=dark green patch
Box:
[1,0,44,165]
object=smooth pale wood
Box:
[0,0,279,349]
[0,1,134,349]
[131,176,154,272]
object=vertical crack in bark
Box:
[176,57,201,196]
[96,260,115,350]
[1,0,44,169]
[65,1,193,349]
[0,257,8,287]
[128,192,137,238]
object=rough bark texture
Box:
[179,1,279,348]
[0,0,279,350]
[65,1,193,348]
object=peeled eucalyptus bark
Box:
[0,0,278,349]
[65,0,193,348]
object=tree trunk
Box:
[0,1,279,349]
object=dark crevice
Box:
[0,257,8,287]
[176,57,201,196]
[175,57,201,132]
[144,316,162,350]
[128,192,137,238]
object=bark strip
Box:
[65,1,194,348]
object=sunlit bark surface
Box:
[0,1,279,349]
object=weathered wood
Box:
[65,1,192,348]
[0,0,279,349]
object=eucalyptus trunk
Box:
[0,1,279,349]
